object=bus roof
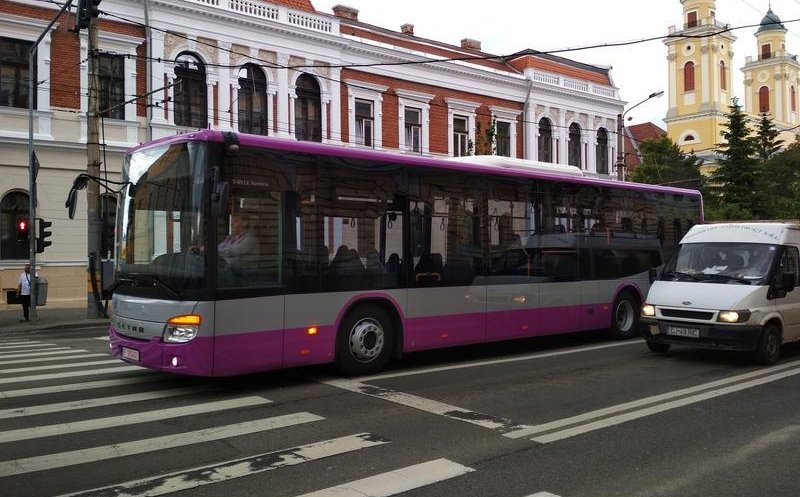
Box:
[128,130,702,198]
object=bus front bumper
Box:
[109,326,214,376]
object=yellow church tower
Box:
[741,7,800,134]
[665,0,736,173]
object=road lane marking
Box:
[0,396,271,442]
[505,358,800,440]
[0,349,94,360]
[357,340,641,382]
[56,433,390,497]
[296,458,473,497]
[0,353,108,366]
[532,364,800,443]
[0,365,143,385]
[0,375,168,398]
[0,359,121,374]
[325,379,533,435]
[0,412,323,477]
[0,386,209,419]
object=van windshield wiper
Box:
[699,273,753,285]
[663,270,700,281]
[117,273,181,298]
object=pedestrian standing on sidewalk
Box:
[17,264,31,322]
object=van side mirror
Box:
[781,273,796,293]
[649,267,658,284]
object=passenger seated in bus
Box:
[414,253,441,285]
[386,253,401,272]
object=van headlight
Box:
[164,314,201,343]
[717,310,751,323]
[641,304,656,317]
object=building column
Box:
[150,30,167,125]
[217,42,232,131]
[329,67,342,145]
[774,72,784,122]
[558,109,567,165]
[525,102,536,160]
[277,53,291,138]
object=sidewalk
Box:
[0,306,109,333]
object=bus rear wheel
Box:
[610,290,640,340]
[335,304,394,376]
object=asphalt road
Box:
[2,328,800,497]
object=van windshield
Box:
[661,242,778,285]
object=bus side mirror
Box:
[649,267,658,284]
[65,188,78,220]
[210,166,229,216]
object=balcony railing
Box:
[185,0,336,34]
[531,70,618,99]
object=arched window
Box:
[537,118,552,162]
[1,191,30,260]
[792,86,797,112]
[295,74,322,142]
[596,128,609,174]
[683,61,695,92]
[719,61,726,90]
[759,86,770,113]
[238,64,268,135]
[568,123,582,168]
[174,52,207,128]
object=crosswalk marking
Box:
[295,458,473,497]
[0,386,208,419]
[0,375,165,398]
[326,378,532,436]
[0,365,142,385]
[57,433,391,497]
[0,359,121,374]
[0,352,108,366]
[0,412,323,477]
[0,342,52,351]
[0,346,70,355]
[0,341,41,346]
[0,349,94,360]
[0,396,271,442]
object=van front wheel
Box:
[754,323,781,365]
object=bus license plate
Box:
[666,326,700,338]
[122,347,140,362]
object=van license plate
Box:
[666,326,700,338]
[122,347,140,362]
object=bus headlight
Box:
[718,310,751,323]
[164,314,201,343]
[641,304,656,317]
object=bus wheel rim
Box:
[616,300,634,331]
[349,318,385,363]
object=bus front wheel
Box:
[754,322,781,365]
[335,304,394,376]
[610,290,640,340]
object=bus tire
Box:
[610,290,640,340]
[647,341,671,353]
[335,304,394,376]
[754,322,781,365]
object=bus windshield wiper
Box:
[118,273,181,298]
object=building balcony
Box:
[185,0,339,34]
[529,70,618,99]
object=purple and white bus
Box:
[109,131,703,376]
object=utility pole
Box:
[85,1,103,318]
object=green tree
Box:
[707,99,761,219]
[753,112,783,160]
[472,118,496,155]
[629,135,704,190]
[760,135,800,218]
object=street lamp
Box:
[616,90,665,181]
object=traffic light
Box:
[76,0,102,30]
[16,218,29,242]
[35,218,52,254]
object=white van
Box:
[640,222,800,364]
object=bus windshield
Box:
[661,242,778,285]
[116,141,208,297]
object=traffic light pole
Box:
[87,13,103,318]
[28,0,74,323]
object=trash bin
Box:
[35,277,48,306]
